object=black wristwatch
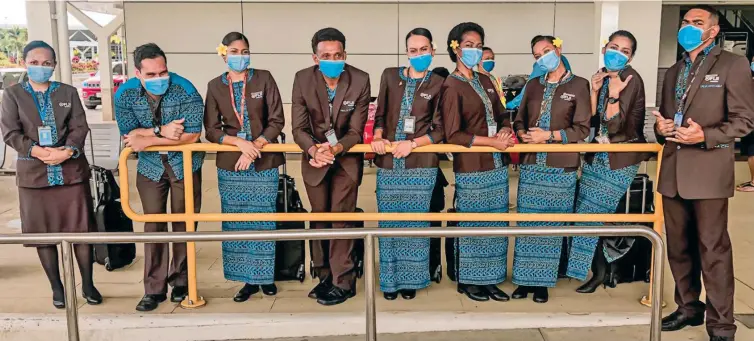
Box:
[608,97,619,104]
[153,125,162,138]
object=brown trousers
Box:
[662,195,735,338]
[304,164,359,290]
[136,165,202,295]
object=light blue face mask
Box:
[227,54,251,72]
[319,60,345,79]
[603,49,629,72]
[27,65,54,84]
[536,50,561,72]
[144,76,170,96]
[409,53,433,72]
[750,62,754,72]
[481,60,495,73]
[460,48,483,69]
[677,25,709,52]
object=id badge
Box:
[237,132,247,140]
[38,126,53,146]
[325,129,339,146]
[595,135,611,144]
[673,112,684,128]
[488,124,497,138]
[403,116,416,134]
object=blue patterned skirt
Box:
[455,167,510,285]
[376,166,438,293]
[218,165,279,285]
[566,153,639,281]
[513,162,577,288]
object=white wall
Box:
[619,1,663,107]
[659,5,681,68]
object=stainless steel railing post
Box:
[648,231,666,341]
[61,240,80,341]
[364,235,377,341]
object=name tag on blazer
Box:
[702,74,722,88]
[560,92,576,101]
[340,100,355,112]
[250,91,263,99]
[419,93,432,100]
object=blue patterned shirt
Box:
[675,43,717,115]
[114,72,205,181]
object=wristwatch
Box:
[608,97,619,104]
[410,140,418,149]
[153,125,162,138]
[548,131,555,143]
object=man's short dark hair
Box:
[311,28,346,54]
[134,43,167,70]
[688,5,719,25]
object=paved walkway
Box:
[0,160,753,340]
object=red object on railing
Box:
[510,134,520,164]
[363,102,377,160]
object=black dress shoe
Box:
[308,280,332,299]
[661,310,704,332]
[710,336,734,341]
[576,239,608,294]
[261,284,277,296]
[532,287,549,303]
[170,286,188,303]
[400,289,416,300]
[317,286,355,306]
[135,294,167,312]
[511,286,532,299]
[233,284,260,302]
[383,292,398,300]
[483,285,510,302]
[458,284,489,302]
[83,287,103,305]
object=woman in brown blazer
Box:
[568,30,650,293]
[512,35,591,303]
[370,28,444,301]
[204,32,285,302]
[441,22,514,302]
[0,41,101,308]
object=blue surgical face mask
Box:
[750,62,754,72]
[536,50,561,72]
[603,49,630,71]
[27,65,54,84]
[318,60,345,79]
[408,53,433,72]
[677,25,710,52]
[143,76,170,96]
[460,48,483,69]
[481,60,495,73]
[227,54,251,72]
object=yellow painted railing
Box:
[118,143,664,310]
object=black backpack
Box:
[91,165,136,271]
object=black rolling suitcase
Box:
[428,169,448,283]
[91,165,136,271]
[445,191,460,282]
[274,133,307,282]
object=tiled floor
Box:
[1,159,753,339]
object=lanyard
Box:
[676,55,707,114]
[29,83,52,123]
[227,73,247,128]
[400,69,429,117]
[535,71,570,128]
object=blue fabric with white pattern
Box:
[218,165,279,284]
[566,153,639,281]
[114,72,205,181]
[22,82,63,186]
[513,74,577,288]
[219,71,254,144]
[377,67,437,293]
[455,167,510,285]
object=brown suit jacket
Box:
[374,67,444,169]
[291,64,370,186]
[1,82,90,188]
[514,74,591,170]
[204,70,285,172]
[656,45,754,199]
[585,66,652,169]
[441,72,509,174]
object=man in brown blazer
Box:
[291,27,370,306]
[654,6,754,341]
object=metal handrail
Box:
[0,225,664,341]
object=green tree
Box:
[0,27,28,61]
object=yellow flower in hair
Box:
[601,39,608,46]
[553,37,564,48]
[432,41,437,51]
[216,44,228,56]
[450,40,460,50]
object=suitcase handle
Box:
[278,132,289,212]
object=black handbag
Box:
[91,165,136,271]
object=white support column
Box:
[619,1,663,108]
[55,0,72,85]
[67,3,124,122]
[596,1,620,70]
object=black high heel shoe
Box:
[576,239,608,294]
[532,287,549,303]
[482,285,509,302]
[458,284,489,302]
[52,289,65,309]
[511,285,532,299]
[400,289,416,300]
[383,292,398,300]
[83,286,103,305]
[233,284,260,302]
[261,284,277,296]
